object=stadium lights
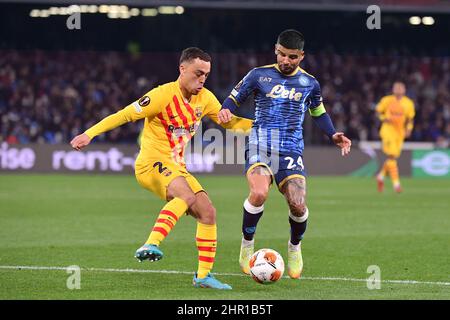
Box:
[67,5,81,14]
[409,16,435,26]
[130,8,140,16]
[57,7,68,15]
[39,10,50,18]
[49,7,59,15]
[422,16,435,25]
[28,4,171,19]
[29,9,39,17]
[142,8,158,17]
[88,5,98,13]
[175,6,184,14]
[158,6,184,15]
[409,16,421,25]
[99,5,109,13]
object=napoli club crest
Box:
[298,75,310,87]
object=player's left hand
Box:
[332,132,351,156]
[218,108,233,124]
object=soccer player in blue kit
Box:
[218,29,352,279]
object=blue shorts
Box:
[244,146,307,190]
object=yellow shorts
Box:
[135,158,204,200]
[381,135,404,158]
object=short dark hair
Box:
[277,29,305,50]
[179,47,211,64]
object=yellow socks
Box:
[380,158,400,187]
[145,198,218,279]
[386,159,400,186]
[378,160,389,179]
[196,222,217,279]
[146,197,188,246]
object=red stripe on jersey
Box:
[165,104,182,143]
[156,218,174,229]
[152,226,168,237]
[173,96,190,131]
[198,256,215,263]
[160,210,179,222]
[196,237,217,243]
[165,103,184,159]
[183,101,197,123]
[157,109,176,150]
[197,246,216,252]
[173,96,193,160]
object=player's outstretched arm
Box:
[69,110,130,151]
[70,87,167,151]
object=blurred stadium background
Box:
[0,0,449,177]
[0,0,449,300]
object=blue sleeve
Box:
[312,113,337,140]
[222,97,238,113]
[308,78,323,109]
[229,69,258,106]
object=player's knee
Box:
[288,198,307,217]
[249,188,269,206]
[181,193,197,208]
[200,204,217,224]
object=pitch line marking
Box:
[0,265,449,286]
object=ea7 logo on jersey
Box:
[266,85,303,101]
[259,76,272,82]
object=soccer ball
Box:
[249,248,284,284]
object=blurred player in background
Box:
[70,47,252,290]
[218,29,351,279]
[376,81,415,193]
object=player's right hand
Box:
[218,108,233,124]
[70,133,91,151]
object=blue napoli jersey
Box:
[229,64,323,155]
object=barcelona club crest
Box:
[195,107,202,118]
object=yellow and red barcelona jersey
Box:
[376,95,415,137]
[85,80,252,167]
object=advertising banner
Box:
[412,150,450,177]
[0,142,415,176]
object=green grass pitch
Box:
[0,174,449,299]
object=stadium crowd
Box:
[1,49,449,146]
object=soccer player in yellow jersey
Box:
[376,81,415,193]
[70,47,252,290]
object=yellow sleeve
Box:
[204,91,253,133]
[406,100,415,131]
[376,96,389,121]
[84,86,168,139]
